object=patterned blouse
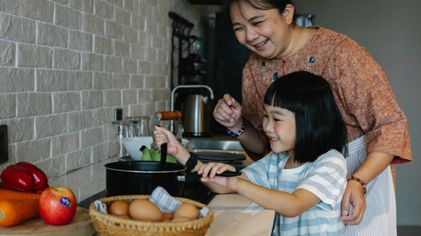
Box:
[241,27,411,164]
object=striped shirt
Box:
[242,149,347,236]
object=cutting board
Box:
[0,207,95,236]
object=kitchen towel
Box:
[150,186,209,217]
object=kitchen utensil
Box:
[159,143,167,170]
[105,161,185,197]
[154,111,182,121]
[179,170,242,183]
[194,151,246,162]
[154,111,184,143]
[105,161,241,197]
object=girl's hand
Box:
[153,126,189,159]
[213,94,243,130]
[198,162,239,190]
[340,180,367,224]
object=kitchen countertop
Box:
[206,194,275,236]
[0,208,95,236]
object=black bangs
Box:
[263,71,323,111]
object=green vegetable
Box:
[141,147,176,163]
[141,147,152,161]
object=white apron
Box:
[344,136,397,236]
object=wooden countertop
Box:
[0,207,95,236]
[206,194,275,236]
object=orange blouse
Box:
[241,27,411,164]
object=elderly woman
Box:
[212,0,412,235]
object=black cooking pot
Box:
[105,161,186,197]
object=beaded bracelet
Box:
[347,175,367,194]
[226,122,246,138]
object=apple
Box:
[39,186,77,225]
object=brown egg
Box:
[108,200,129,216]
[173,203,199,220]
[171,216,191,222]
[162,212,174,221]
[129,199,163,222]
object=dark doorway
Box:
[209,11,250,134]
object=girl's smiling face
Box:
[263,104,296,153]
[230,1,295,59]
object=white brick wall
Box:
[0,0,201,179]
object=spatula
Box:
[159,143,167,170]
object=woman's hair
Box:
[263,71,348,163]
[223,0,296,27]
[225,0,294,15]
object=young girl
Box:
[154,71,348,235]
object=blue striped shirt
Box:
[242,149,347,236]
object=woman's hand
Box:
[341,153,393,225]
[213,94,243,130]
[340,180,367,224]
[153,126,189,162]
[198,162,240,190]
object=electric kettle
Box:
[171,85,214,137]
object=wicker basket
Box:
[89,195,214,236]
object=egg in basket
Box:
[89,191,213,236]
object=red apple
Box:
[39,186,77,225]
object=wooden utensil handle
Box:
[155,111,182,120]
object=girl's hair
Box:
[263,71,348,163]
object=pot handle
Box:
[177,171,242,183]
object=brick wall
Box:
[0,0,200,178]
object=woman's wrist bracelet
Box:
[226,122,246,138]
[347,175,367,194]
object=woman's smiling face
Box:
[230,1,294,59]
[262,104,296,153]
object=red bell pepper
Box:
[16,162,49,192]
[1,165,35,192]
[0,162,48,193]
